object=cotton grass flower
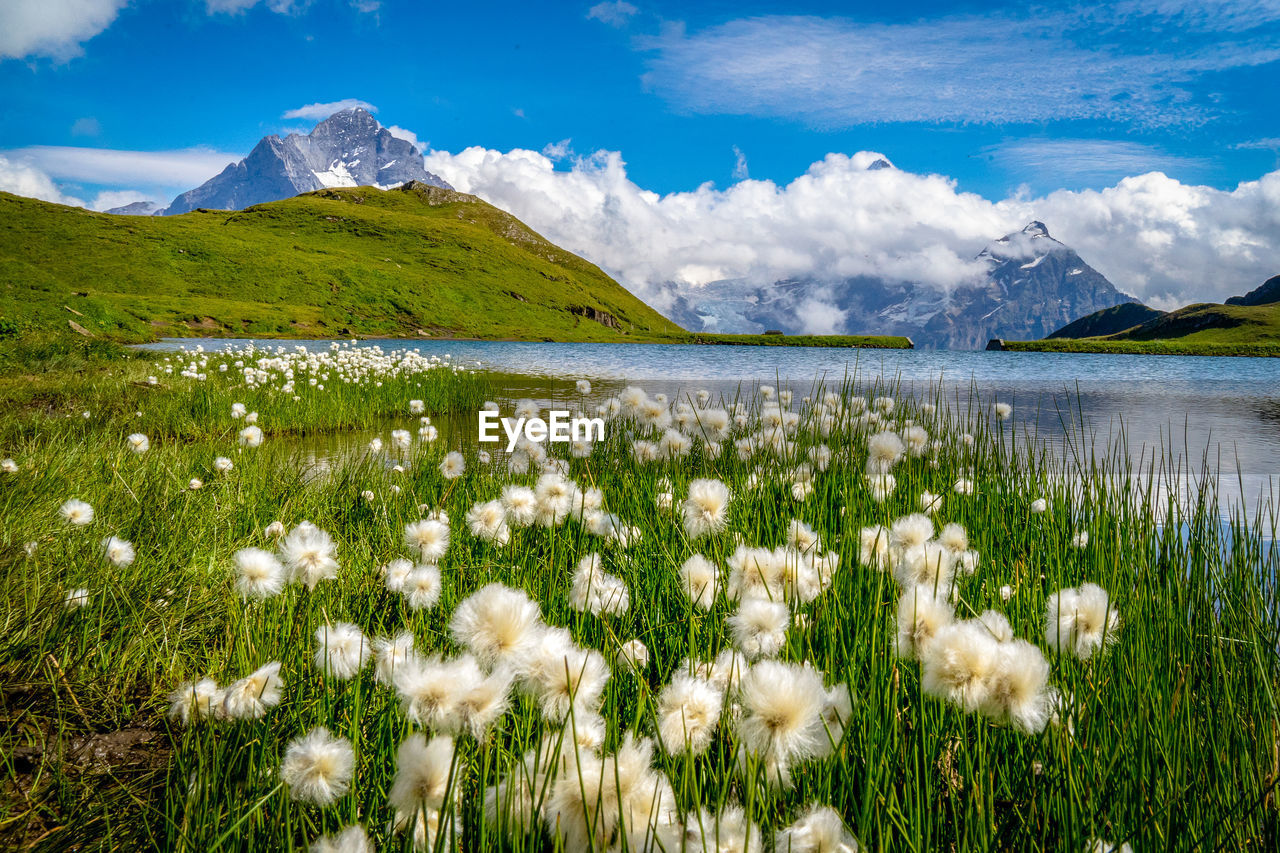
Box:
[571,553,630,616]
[1071,530,1090,548]
[315,622,371,680]
[656,673,723,755]
[523,634,611,720]
[234,547,285,598]
[231,402,246,419]
[774,804,861,853]
[920,490,943,514]
[409,399,425,414]
[616,638,649,672]
[1031,497,1048,513]
[994,402,1013,420]
[126,433,149,454]
[682,806,761,853]
[390,734,456,837]
[404,518,450,562]
[576,379,591,394]
[450,583,544,669]
[683,478,731,539]
[213,456,233,474]
[1045,583,1121,659]
[953,478,975,496]
[279,522,340,589]
[265,520,286,538]
[167,677,221,726]
[867,473,896,503]
[679,554,720,610]
[866,430,904,474]
[101,535,135,567]
[188,477,203,490]
[372,632,419,686]
[59,498,94,526]
[238,425,263,448]
[403,564,443,611]
[466,499,510,545]
[310,825,374,853]
[729,597,790,659]
[983,639,1053,733]
[281,727,355,807]
[896,586,954,659]
[547,733,678,852]
[64,588,90,609]
[736,660,827,786]
[921,621,1002,712]
[220,661,283,720]
[438,451,466,480]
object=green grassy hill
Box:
[1003,273,1280,356]
[0,183,687,343]
[1046,302,1165,339]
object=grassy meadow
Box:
[0,341,1276,852]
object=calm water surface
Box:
[142,339,1280,521]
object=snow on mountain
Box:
[665,222,1136,349]
[161,108,450,215]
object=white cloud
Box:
[206,0,304,14]
[0,155,84,207]
[731,146,749,181]
[587,1,638,27]
[0,0,126,61]
[541,139,573,161]
[1233,138,1280,150]
[5,145,241,188]
[640,5,1280,128]
[385,125,424,152]
[90,189,161,211]
[71,117,101,137]
[282,99,377,120]
[990,139,1209,186]
[425,144,1280,312]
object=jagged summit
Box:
[160,108,451,215]
[665,219,1135,349]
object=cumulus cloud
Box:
[0,155,84,207]
[639,4,1280,128]
[282,99,377,120]
[425,144,1280,312]
[6,145,241,188]
[385,125,424,152]
[587,1,638,27]
[0,0,126,61]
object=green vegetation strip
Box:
[1001,338,1280,357]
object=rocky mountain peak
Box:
[159,108,451,216]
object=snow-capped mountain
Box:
[160,108,450,215]
[665,222,1135,349]
[104,200,161,216]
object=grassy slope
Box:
[0,188,912,350]
[1006,300,1280,356]
[0,184,690,343]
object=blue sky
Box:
[2,0,1278,311]
[2,0,1279,207]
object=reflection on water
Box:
[142,338,1280,520]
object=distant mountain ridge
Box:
[157,108,450,216]
[665,221,1135,349]
[1045,273,1280,346]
